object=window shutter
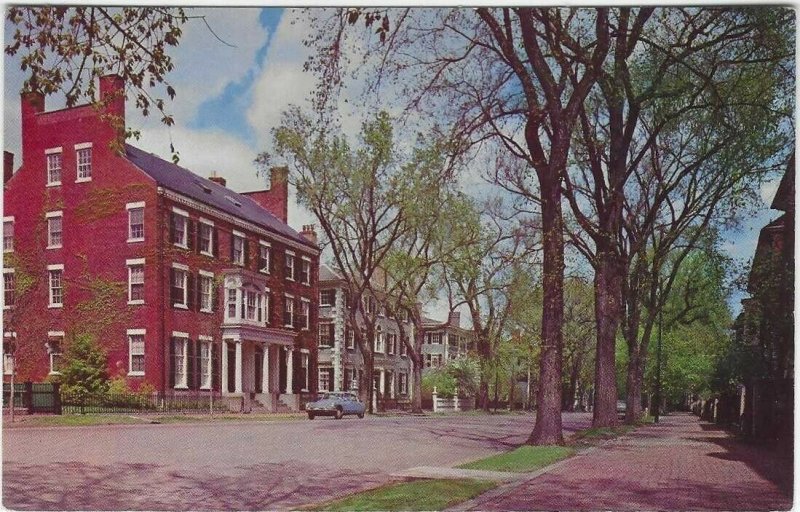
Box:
[196,275,203,311]
[170,268,177,305]
[269,248,275,273]
[187,219,196,251]
[244,238,251,268]
[187,339,195,390]
[168,337,176,389]
[212,281,219,312]
[230,233,235,261]
[283,298,291,327]
[211,342,220,392]
[212,228,219,258]
[169,212,176,244]
[187,272,195,311]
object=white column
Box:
[389,371,395,398]
[221,340,229,394]
[286,348,294,394]
[262,344,270,394]
[234,340,243,394]
[379,368,386,397]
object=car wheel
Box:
[358,412,364,419]
[335,408,344,420]
[308,412,315,420]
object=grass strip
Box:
[309,479,496,511]
[4,414,147,427]
[458,445,575,473]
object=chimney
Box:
[241,166,289,223]
[301,224,318,246]
[4,152,14,184]
[99,74,125,119]
[448,311,461,328]
[208,172,227,188]
[21,90,45,162]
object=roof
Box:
[771,152,794,212]
[319,263,344,283]
[124,144,315,250]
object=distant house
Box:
[421,313,475,371]
[2,76,320,412]
[317,264,414,401]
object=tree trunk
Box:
[592,251,622,427]
[410,356,423,413]
[479,379,490,411]
[624,334,649,423]
[528,176,565,445]
[566,357,580,412]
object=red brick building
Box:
[2,76,320,411]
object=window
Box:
[400,337,408,357]
[285,252,296,281]
[3,218,13,253]
[320,289,335,307]
[48,265,64,307]
[198,220,214,256]
[226,288,237,319]
[200,339,212,389]
[319,368,331,392]
[427,332,442,344]
[171,264,188,308]
[46,211,63,248]
[299,299,310,330]
[46,149,62,186]
[363,296,376,315]
[128,330,145,375]
[171,209,188,247]
[47,334,63,374]
[374,328,384,353]
[232,232,245,265]
[346,328,355,350]
[319,323,334,347]
[263,290,271,325]
[199,272,213,312]
[399,373,408,395]
[76,144,92,181]
[284,295,295,327]
[300,257,311,285]
[172,335,188,388]
[387,333,396,355]
[127,259,145,304]
[3,270,14,309]
[425,354,443,368]
[3,352,13,375]
[246,290,258,321]
[258,241,271,273]
[127,203,145,242]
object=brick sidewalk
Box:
[456,413,792,511]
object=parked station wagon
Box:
[306,391,366,420]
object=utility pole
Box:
[654,281,664,423]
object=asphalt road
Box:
[3,412,591,510]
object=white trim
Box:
[3,332,16,338]
[284,293,295,299]
[126,201,145,210]
[126,258,146,265]
[127,261,146,305]
[171,262,189,271]
[45,182,61,188]
[74,142,93,150]
[232,229,245,237]
[2,268,14,274]
[300,297,310,303]
[128,330,146,377]
[3,216,14,222]
[47,331,65,337]
[198,269,214,278]
[44,147,62,155]
[285,250,296,256]
[172,206,189,217]
[46,212,63,249]
[301,255,311,262]
[75,177,92,184]
[47,264,64,271]
[198,335,213,341]
[158,188,320,256]
[258,240,271,247]
[300,348,310,354]
[199,217,214,227]
[127,328,146,335]
[172,331,189,338]
[45,210,62,218]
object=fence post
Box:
[53,383,62,415]
[24,381,33,414]
[432,387,438,413]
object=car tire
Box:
[308,412,315,420]
[358,412,364,419]
[335,408,343,420]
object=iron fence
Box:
[61,390,227,415]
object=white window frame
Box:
[126,202,145,243]
[172,332,189,389]
[45,147,62,187]
[171,263,189,309]
[399,373,408,395]
[284,294,295,328]
[263,288,271,325]
[199,336,213,389]
[172,207,189,249]
[258,240,271,274]
[285,250,295,281]
[199,218,214,256]
[319,289,335,307]
[75,143,93,182]
[3,216,14,253]
[47,331,65,375]
[232,230,245,266]
[388,332,396,355]
[346,329,355,350]
[301,256,311,285]
[319,368,331,392]
[374,328,384,353]
[46,211,63,249]
[127,329,146,376]
[300,298,310,330]
[47,264,64,308]
[199,270,214,313]
[3,268,15,310]
[226,287,238,320]
[127,258,145,305]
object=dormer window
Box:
[46,148,62,186]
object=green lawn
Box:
[458,445,575,473]
[309,479,496,511]
[4,414,149,427]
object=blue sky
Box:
[2,7,788,318]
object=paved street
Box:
[456,413,792,511]
[3,412,590,510]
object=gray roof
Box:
[125,144,315,249]
[319,263,344,283]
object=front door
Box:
[254,347,263,393]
